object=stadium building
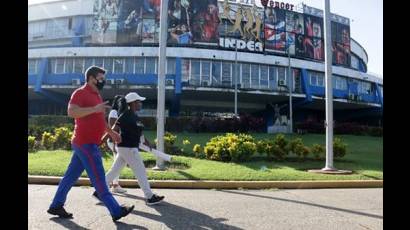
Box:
[28,0,383,130]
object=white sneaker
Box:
[111,185,127,194]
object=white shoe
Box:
[111,185,127,194]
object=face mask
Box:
[94,77,106,90]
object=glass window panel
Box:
[222,62,232,87]
[103,58,113,73]
[211,61,221,86]
[113,58,124,74]
[56,58,65,73]
[135,57,144,74]
[242,63,250,88]
[125,58,134,73]
[145,57,156,74]
[191,60,200,86]
[74,58,84,73]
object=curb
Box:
[28,175,383,189]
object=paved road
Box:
[28,185,382,230]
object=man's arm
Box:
[67,101,110,119]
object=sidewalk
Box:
[28,184,383,230]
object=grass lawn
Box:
[28,132,383,181]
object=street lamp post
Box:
[322,0,335,171]
[287,47,293,133]
[234,42,238,117]
[154,0,169,171]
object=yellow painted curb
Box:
[28,175,383,189]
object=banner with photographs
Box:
[264,7,286,52]
[89,0,351,67]
[116,0,160,44]
[331,21,351,66]
[92,0,120,44]
[168,0,220,44]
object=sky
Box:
[28,0,383,77]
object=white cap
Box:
[125,92,146,103]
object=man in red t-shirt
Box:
[47,66,134,222]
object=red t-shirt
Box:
[69,84,106,146]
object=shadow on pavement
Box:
[219,190,383,220]
[113,192,146,201]
[132,201,244,230]
[50,217,90,230]
[114,221,148,230]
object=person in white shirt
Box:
[105,95,127,193]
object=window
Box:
[28,59,38,74]
[269,66,276,89]
[277,67,287,87]
[190,60,200,86]
[241,63,250,88]
[66,58,74,73]
[260,65,269,89]
[94,58,103,68]
[211,61,221,86]
[48,59,56,74]
[28,21,46,40]
[251,64,259,89]
[84,58,94,71]
[222,62,232,86]
[74,58,84,73]
[68,17,73,30]
[84,16,93,35]
[56,58,65,73]
[333,75,347,90]
[125,58,134,73]
[310,74,317,86]
[167,58,176,75]
[359,81,372,95]
[103,58,113,73]
[135,57,144,74]
[45,18,69,38]
[317,74,324,86]
[232,62,240,87]
[145,57,156,74]
[309,71,324,87]
[181,59,190,82]
[201,61,211,86]
[113,58,124,74]
[351,55,359,70]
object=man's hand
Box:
[108,130,122,144]
[94,101,111,113]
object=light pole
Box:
[287,47,293,133]
[234,39,238,117]
[154,0,169,171]
[309,0,351,175]
[322,0,335,171]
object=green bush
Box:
[311,144,325,160]
[288,138,310,160]
[155,132,182,155]
[193,144,201,154]
[41,132,56,150]
[204,133,257,162]
[53,127,73,150]
[333,138,347,158]
[28,136,36,152]
[267,134,289,160]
